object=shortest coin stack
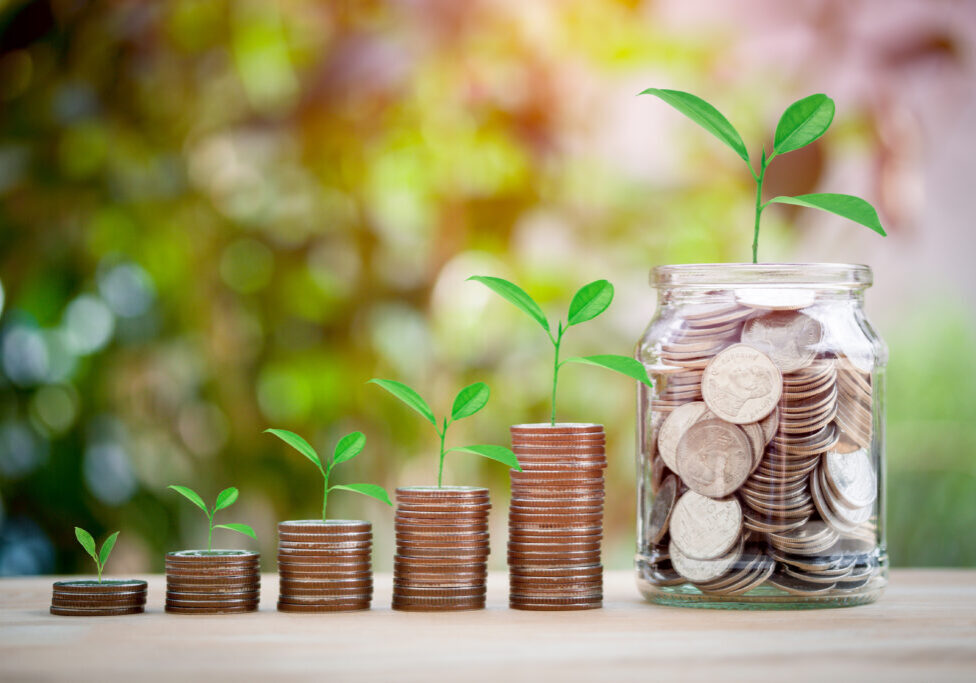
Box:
[51,579,147,616]
[277,520,373,612]
[393,487,490,612]
[165,550,260,614]
[508,423,606,611]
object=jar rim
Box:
[651,263,872,289]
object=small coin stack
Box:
[392,487,490,611]
[50,579,147,616]
[277,520,373,612]
[508,423,605,611]
[165,550,260,614]
[644,299,880,598]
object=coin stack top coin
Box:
[393,487,490,612]
[50,579,147,617]
[165,550,260,614]
[508,423,605,611]
[277,520,373,613]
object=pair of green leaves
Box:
[75,527,118,583]
[265,428,392,520]
[640,88,886,259]
[168,485,256,551]
[369,379,521,486]
[469,276,653,424]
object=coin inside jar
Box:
[675,419,753,498]
[669,491,742,560]
[740,311,823,373]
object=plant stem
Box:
[751,149,775,263]
[550,324,563,426]
[97,562,102,583]
[437,418,448,488]
[207,514,213,552]
[322,477,329,522]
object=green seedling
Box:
[368,379,521,487]
[74,527,119,583]
[469,277,653,425]
[168,485,256,551]
[639,89,887,262]
[264,429,393,521]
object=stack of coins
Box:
[644,301,881,598]
[50,579,147,616]
[392,487,489,611]
[508,424,605,611]
[165,550,260,614]
[277,520,372,612]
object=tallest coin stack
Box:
[508,424,606,610]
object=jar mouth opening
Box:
[651,263,872,289]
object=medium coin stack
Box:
[165,550,260,614]
[508,423,605,611]
[645,300,880,597]
[392,487,490,611]
[277,520,373,612]
[50,579,147,616]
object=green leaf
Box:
[74,527,98,564]
[567,280,614,327]
[639,88,750,164]
[214,487,239,511]
[265,428,322,471]
[451,382,490,421]
[564,354,654,387]
[214,523,257,539]
[330,483,393,507]
[98,531,119,568]
[168,485,209,515]
[468,276,550,334]
[773,94,835,155]
[767,193,886,236]
[368,379,437,426]
[333,431,366,466]
[451,444,522,471]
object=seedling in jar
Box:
[368,379,521,487]
[74,527,119,583]
[639,89,887,262]
[264,428,393,520]
[469,277,654,425]
[168,485,257,551]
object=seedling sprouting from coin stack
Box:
[470,276,653,610]
[50,528,147,617]
[165,485,260,614]
[369,378,519,611]
[265,429,392,612]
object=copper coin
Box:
[165,604,258,615]
[52,580,147,593]
[396,486,489,500]
[278,520,370,534]
[166,550,259,561]
[510,423,604,435]
[51,605,145,617]
[278,532,373,544]
[393,557,486,570]
[166,583,260,595]
[509,599,601,611]
[277,601,370,613]
[51,596,147,609]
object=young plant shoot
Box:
[639,89,887,262]
[74,527,119,583]
[264,429,393,521]
[168,485,257,552]
[368,379,521,487]
[469,277,654,425]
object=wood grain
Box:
[1,570,974,681]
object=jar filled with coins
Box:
[635,264,886,608]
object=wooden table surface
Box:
[2,570,974,682]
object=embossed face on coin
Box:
[701,344,782,423]
[669,491,742,560]
[741,312,823,373]
[656,401,708,471]
[675,419,753,498]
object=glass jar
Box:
[635,264,887,609]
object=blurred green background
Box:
[1,0,974,575]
